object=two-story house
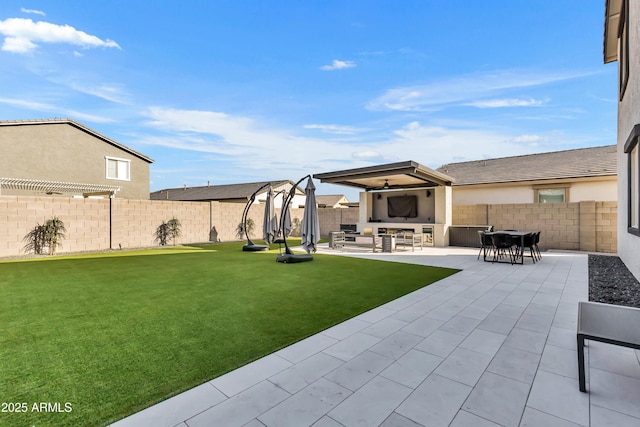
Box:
[0,118,153,199]
[604,0,640,279]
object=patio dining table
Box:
[484,230,532,264]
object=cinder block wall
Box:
[111,199,211,249]
[317,207,359,236]
[0,196,110,255]
[452,202,618,253]
[0,196,619,257]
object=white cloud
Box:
[304,124,361,134]
[139,107,396,186]
[0,96,115,122]
[352,150,382,160]
[367,69,594,112]
[0,18,120,53]
[21,8,46,16]
[466,98,548,108]
[511,134,545,144]
[320,59,356,71]
[139,107,560,182]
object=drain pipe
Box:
[109,195,113,249]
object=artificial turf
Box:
[0,241,459,426]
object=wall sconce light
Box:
[377,193,382,200]
[426,190,432,198]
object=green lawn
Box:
[0,241,458,426]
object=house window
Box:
[619,0,630,100]
[538,188,565,203]
[625,125,640,235]
[106,157,130,181]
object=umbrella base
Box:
[276,253,313,263]
[243,244,270,252]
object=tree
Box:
[167,217,182,246]
[23,217,66,255]
[23,223,47,255]
[236,218,255,240]
[154,221,170,246]
[44,217,66,255]
[155,217,182,246]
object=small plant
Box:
[236,218,255,240]
[23,217,67,255]
[291,218,301,237]
[167,217,182,246]
[155,217,182,246]
[23,223,47,255]
[155,221,170,246]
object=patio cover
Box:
[0,177,121,197]
[314,160,454,190]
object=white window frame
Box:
[105,156,131,181]
[533,185,568,204]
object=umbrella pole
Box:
[279,175,310,256]
[241,182,271,251]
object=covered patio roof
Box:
[314,160,454,190]
[0,177,121,197]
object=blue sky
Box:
[0,1,617,201]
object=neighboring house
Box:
[604,0,640,279]
[316,194,350,208]
[436,145,617,205]
[0,118,153,199]
[150,180,306,207]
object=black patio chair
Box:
[477,230,493,261]
[520,232,539,263]
[490,233,516,264]
[533,231,542,260]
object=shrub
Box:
[236,218,255,240]
[23,217,67,255]
[155,217,182,246]
[167,217,182,246]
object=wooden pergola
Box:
[0,177,121,198]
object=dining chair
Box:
[477,230,493,261]
[490,233,516,264]
[521,232,538,263]
[533,231,542,260]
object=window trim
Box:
[533,185,569,204]
[619,0,630,100]
[105,156,131,182]
[624,124,640,236]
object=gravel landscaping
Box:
[589,254,640,308]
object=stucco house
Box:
[0,118,153,199]
[151,180,306,208]
[316,195,350,208]
[604,0,640,279]
[436,145,617,206]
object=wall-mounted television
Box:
[387,195,418,218]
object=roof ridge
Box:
[152,180,291,192]
[438,144,616,169]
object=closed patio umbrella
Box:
[262,186,277,244]
[301,177,320,254]
[280,191,292,238]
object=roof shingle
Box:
[150,180,292,201]
[436,145,617,186]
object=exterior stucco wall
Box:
[452,179,616,205]
[452,185,532,205]
[617,0,640,280]
[0,123,150,199]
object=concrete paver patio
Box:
[111,246,640,427]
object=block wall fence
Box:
[0,196,615,257]
[452,201,617,253]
